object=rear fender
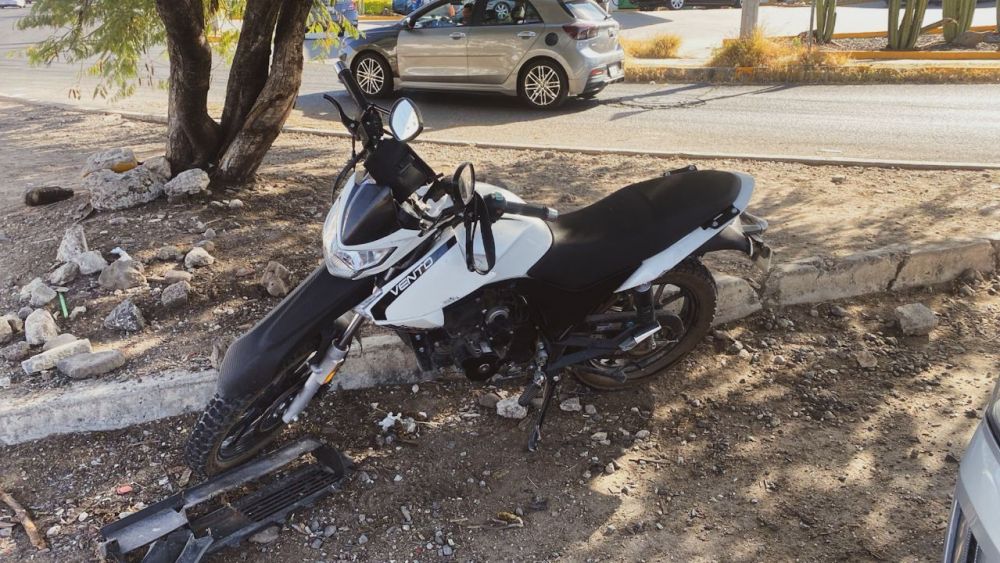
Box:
[217,266,375,398]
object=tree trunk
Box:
[155,0,221,173]
[218,0,283,151]
[214,0,311,184]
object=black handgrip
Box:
[335,60,368,109]
[485,192,558,221]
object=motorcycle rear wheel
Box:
[571,258,717,390]
[185,338,318,477]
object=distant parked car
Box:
[341,0,624,108]
[942,376,1000,562]
[0,0,28,8]
[635,0,740,10]
[323,0,360,29]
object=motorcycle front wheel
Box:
[572,258,717,390]
[185,338,318,477]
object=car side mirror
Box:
[402,17,414,29]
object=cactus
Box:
[815,0,837,43]
[888,0,929,50]
[943,0,975,42]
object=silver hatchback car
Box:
[340,0,624,108]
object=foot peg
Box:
[100,438,352,562]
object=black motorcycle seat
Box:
[527,170,743,291]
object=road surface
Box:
[1,9,999,164]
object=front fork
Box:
[282,312,366,423]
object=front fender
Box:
[217,266,375,398]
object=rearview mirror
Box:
[389,97,423,142]
[453,162,475,206]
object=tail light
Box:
[562,23,599,40]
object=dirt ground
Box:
[1,100,1000,561]
[2,274,999,562]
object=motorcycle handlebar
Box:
[335,60,368,109]
[486,192,558,222]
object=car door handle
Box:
[517,31,537,38]
[450,32,466,39]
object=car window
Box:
[479,0,543,25]
[561,0,607,21]
[413,0,471,27]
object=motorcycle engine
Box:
[418,287,535,381]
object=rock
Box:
[76,250,109,275]
[323,524,337,537]
[142,156,171,182]
[57,350,126,379]
[29,283,58,307]
[98,259,146,290]
[854,350,878,369]
[228,199,244,209]
[195,239,215,252]
[585,404,598,415]
[496,396,528,419]
[442,545,454,556]
[104,299,146,332]
[636,429,651,439]
[42,333,78,351]
[958,284,975,298]
[164,168,210,198]
[25,309,59,346]
[2,314,23,333]
[69,306,87,320]
[591,431,608,441]
[250,526,280,544]
[156,245,183,261]
[829,305,849,318]
[19,277,45,302]
[161,281,191,308]
[202,227,216,240]
[86,166,164,211]
[953,30,987,48]
[260,261,293,297]
[310,538,323,549]
[0,319,10,344]
[82,147,138,176]
[210,336,232,369]
[358,534,369,545]
[46,524,62,538]
[49,262,80,286]
[17,307,32,320]
[163,270,193,284]
[559,397,582,412]
[895,303,938,336]
[108,216,128,226]
[22,339,92,375]
[24,186,74,206]
[831,175,847,185]
[184,247,215,268]
[0,375,9,389]
[57,225,88,263]
[605,462,616,475]
[478,392,502,409]
[1,341,31,362]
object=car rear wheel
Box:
[668,0,684,8]
[352,52,393,98]
[518,60,568,110]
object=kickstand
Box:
[527,370,561,452]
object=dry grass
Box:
[708,28,848,69]
[620,34,682,59]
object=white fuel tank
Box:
[366,185,552,329]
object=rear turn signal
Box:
[562,23,598,40]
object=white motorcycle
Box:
[185,62,771,476]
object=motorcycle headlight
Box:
[322,206,394,278]
[987,377,1000,441]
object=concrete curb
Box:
[2,94,999,171]
[2,235,998,445]
[0,335,426,446]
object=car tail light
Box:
[562,23,598,40]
